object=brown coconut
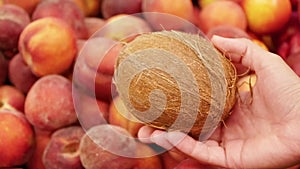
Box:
[114,30,237,140]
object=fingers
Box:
[211,35,280,72]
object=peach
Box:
[134,142,162,169]
[0,52,8,85]
[32,0,88,39]
[175,158,218,169]
[18,17,77,76]
[161,151,181,169]
[0,0,41,14]
[43,126,85,169]
[199,0,247,33]
[73,89,109,130]
[101,0,142,19]
[73,37,122,101]
[109,96,143,137]
[26,128,52,169]
[142,0,194,30]
[79,124,137,169]
[206,25,250,39]
[96,14,152,41]
[0,85,25,112]
[242,0,292,34]
[0,4,30,58]
[8,53,39,93]
[25,74,77,131]
[0,110,34,167]
[72,0,101,16]
[84,17,105,38]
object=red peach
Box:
[8,53,39,93]
[0,110,34,167]
[25,74,77,131]
[96,14,152,41]
[26,128,52,169]
[43,126,85,169]
[79,124,137,169]
[0,0,41,14]
[19,17,77,76]
[32,0,88,39]
[242,0,292,34]
[84,17,105,38]
[101,0,142,19]
[0,85,25,112]
[0,4,30,58]
[72,0,101,16]
[142,0,194,30]
[199,0,247,33]
[0,52,8,85]
[109,96,143,137]
[134,142,162,169]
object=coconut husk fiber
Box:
[114,30,237,140]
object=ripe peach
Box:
[96,14,152,41]
[43,126,85,169]
[84,17,105,38]
[72,0,101,16]
[0,52,8,85]
[242,0,292,34]
[206,25,250,39]
[0,85,25,112]
[8,53,39,93]
[101,0,142,19]
[79,124,137,169]
[134,142,162,169]
[0,0,40,14]
[19,17,77,76]
[32,0,88,39]
[0,110,34,167]
[73,89,109,130]
[142,0,194,30]
[0,4,30,58]
[109,96,143,137]
[25,75,77,131]
[26,128,51,169]
[73,37,122,101]
[199,0,247,33]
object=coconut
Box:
[114,30,237,140]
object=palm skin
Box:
[138,36,300,169]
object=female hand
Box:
[138,36,300,169]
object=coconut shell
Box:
[114,30,237,140]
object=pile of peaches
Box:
[0,0,300,168]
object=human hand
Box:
[138,36,300,169]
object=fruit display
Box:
[0,0,300,168]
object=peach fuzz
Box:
[101,0,142,19]
[199,0,247,33]
[0,0,41,14]
[8,53,39,94]
[142,0,194,25]
[79,124,137,169]
[0,110,34,167]
[25,74,77,131]
[32,0,88,39]
[109,96,143,137]
[242,0,292,34]
[43,126,85,169]
[0,85,25,112]
[19,17,77,77]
